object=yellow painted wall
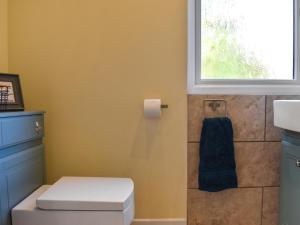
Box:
[8,0,187,218]
[0,0,8,72]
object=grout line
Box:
[258,185,280,188]
[261,187,264,225]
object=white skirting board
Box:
[132,219,186,225]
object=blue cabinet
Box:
[0,112,44,225]
[280,131,300,225]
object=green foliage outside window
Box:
[201,13,269,79]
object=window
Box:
[188,0,300,94]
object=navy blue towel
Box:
[199,117,237,192]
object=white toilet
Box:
[12,177,135,225]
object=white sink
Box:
[274,100,300,132]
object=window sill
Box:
[188,83,300,95]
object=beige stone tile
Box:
[266,95,300,141]
[188,95,265,142]
[188,188,262,225]
[262,187,279,225]
[235,142,265,187]
[236,142,281,187]
[261,142,281,187]
[187,143,199,189]
[187,142,281,189]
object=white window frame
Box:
[188,0,300,95]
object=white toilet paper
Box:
[144,99,161,118]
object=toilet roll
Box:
[144,99,161,118]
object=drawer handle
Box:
[35,121,43,134]
[296,160,300,167]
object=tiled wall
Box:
[187,95,300,225]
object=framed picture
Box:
[0,73,24,111]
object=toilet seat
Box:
[12,177,135,225]
[37,177,134,211]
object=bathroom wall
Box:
[188,95,300,225]
[0,0,8,72]
[7,0,297,222]
[8,0,187,219]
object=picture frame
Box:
[0,73,24,111]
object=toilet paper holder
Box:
[144,99,168,118]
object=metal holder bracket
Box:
[203,99,228,117]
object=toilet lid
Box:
[36,177,134,211]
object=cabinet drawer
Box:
[2,145,44,208]
[7,159,44,208]
[1,115,44,147]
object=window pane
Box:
[200,0,294,80]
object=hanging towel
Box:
[198,117,237,192]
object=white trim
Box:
[187,0,197,94]
[189,84,300,95]
[132,219,186,225]
[187,0,300,95]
